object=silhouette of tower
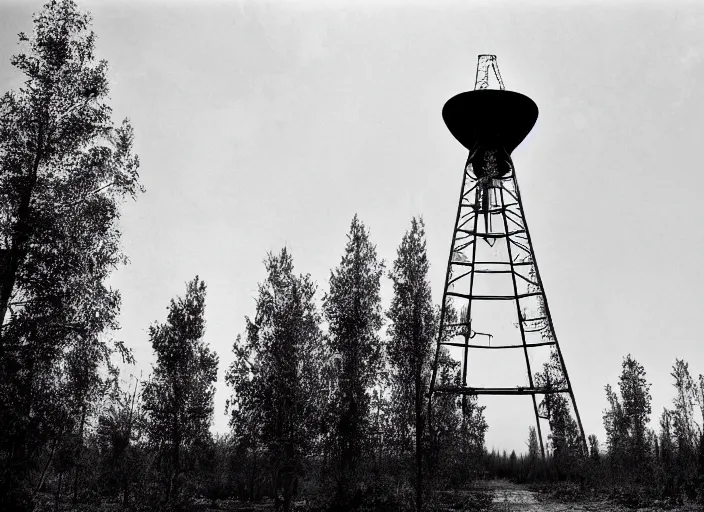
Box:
[427,55,586,457]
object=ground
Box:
[433,480,702,511]
[40,480,702,511]
[194,480,701,511]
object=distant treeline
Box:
[1,2,703,512]
[482,355,704,509]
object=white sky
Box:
[1,0,703,455]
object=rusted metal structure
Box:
[427,55,586,457]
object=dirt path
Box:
[469,480,698,511]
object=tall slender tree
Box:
[226,248,324,512]
[603,383,627,468]
[620,355,652,468]
[142,277,218,505]
[387,217,435,512]
[323,215,384,507]
[587,434,600,461]
[670,360,698,455]
[527,427,540,462]
[0,1,141,507]
[603,355,652,482]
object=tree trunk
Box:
[72,406,87,505]
[121,379,139,510]
[6,334,37,495]
[250,447,258,501]
[0,122,43,347]
[167,410,181,503]
[35,437,58,495]
[55,471,63,512]
[415,366,423,512]
[172,433,180,499]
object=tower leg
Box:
[427,156,472,446]
[507,173,589,457]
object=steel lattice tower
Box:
[427,55,587,458]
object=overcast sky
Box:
[1,0,703,455]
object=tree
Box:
[603,355,652,482]
[226,249,324,512]
[96,375,142,507]
[603,383,627,466]
[695,374,704,430]
[619,355,652,466]
[142,277,218,505]
[535,349,581,459]
[670,360,698,456]
[455,386,488,477]
[527,427,540,462]
[426,347,460,472]
[386,217,435,512]
[322,215,384,506]
[659,408,674,464]
[0,1,141,506]
[225,333,265,500]
[587,434,600,461]
[666,360,700,498]
[698,432,704,504]
[659,408,676,496]
[425,301,487,485]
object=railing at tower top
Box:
[426,55,588,459]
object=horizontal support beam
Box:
[432,386,570,396]
[522,316,547,323]
[439,340,556,350]
[449,261,534,267]
[456,228,526,239]
[523,326,548,333]
[459,202,518,213]
[446,291,542,301]
[447,268,516,284]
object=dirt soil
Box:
[464,480,701,511]
[195,480,701,511]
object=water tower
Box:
[427,55,586,457]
